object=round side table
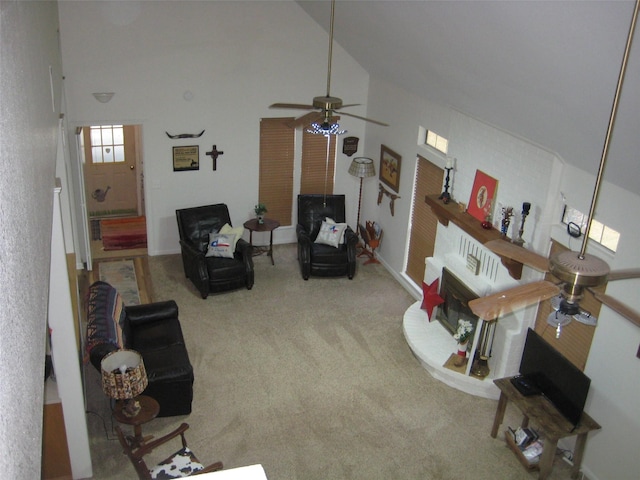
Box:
[113,395,160,448]
[243,218,280,265]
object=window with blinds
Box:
[405,155,444,286]
[300,129,337,195]
[259,118,295,226]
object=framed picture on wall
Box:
[379,144,401,192]
[467,169,498,222]
[173,146,199,171]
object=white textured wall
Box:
[362,77,561,277]
[58,0,369,255]
[0,1,63,477]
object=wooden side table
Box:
[491,377,600,480]
[113,395,160,448]
[243,218,280,265]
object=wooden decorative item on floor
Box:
[358,221,382,264]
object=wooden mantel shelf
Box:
[425,194,524,280]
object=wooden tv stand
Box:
[491,376,600,479]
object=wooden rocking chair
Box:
[115,422,223,479]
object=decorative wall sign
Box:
[205,145,225,170]
[173,146,199,171]
[379,144,401,192]
[342,136,359,156]
[467,170,498,222]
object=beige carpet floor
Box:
[84,244,575,479]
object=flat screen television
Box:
[516,328,591,426]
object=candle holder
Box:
[512,202,531,246]
[439,167,453,204]
[500,206,514,238]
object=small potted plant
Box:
[254,202,267,224]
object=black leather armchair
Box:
[296,194,358,280]
[86,281,194,417]
[176,204,254,299]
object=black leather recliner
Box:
[86,281,194,417]
[296,194,358,280]
[176,203,254,299]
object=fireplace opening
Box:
[436,268,480,341]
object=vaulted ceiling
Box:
[297,0,639,195]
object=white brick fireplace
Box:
[403,219,543,399]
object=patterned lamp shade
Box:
[348,157,375,178]
[101,349,148,400]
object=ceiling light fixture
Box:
[92,92,115,103]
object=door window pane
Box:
[89,125,125,163]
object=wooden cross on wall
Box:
[205,145,225,170]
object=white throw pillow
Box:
[324,217,347,244]
[315,220,347,248]
[219,223,244,251]
[206,233,236,258]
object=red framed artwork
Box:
[467,170,498,222]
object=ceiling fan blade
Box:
[269,103,315,110]
[588,289,640,327]
[338,103,361,108]
[484,239,549,273]
[338,110,389,127]
[287,111,323,128]
[469,281,560,321]
[608,269,640,282]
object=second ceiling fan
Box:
[468,0,640,336]
[269,0,388,129]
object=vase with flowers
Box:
[254,202,267,224]
[453,319,474,357]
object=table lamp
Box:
[101,349,148,418]
[348,157,376,231]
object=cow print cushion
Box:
[149,447,204,479]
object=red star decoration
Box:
[421,278,444,320]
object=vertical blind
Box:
[259,118,339,226]
[259,118,295,226]
[405,155,443,286]
[300,129,337,195]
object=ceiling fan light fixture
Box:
[575,311,598,326]
[306,122,346,136]
[547,310,573,338]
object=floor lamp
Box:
[348,157,376,233]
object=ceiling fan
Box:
[269,0,388,129]
[469,0,640,336]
